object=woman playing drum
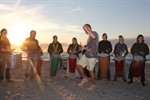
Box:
[113,35,128,82]
[97,33,112,81]
[65,37,81,78]
[0,28,14,82]
[128,35,149,86]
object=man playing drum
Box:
[21,30,43,80]
[0,28,14,82]
[65,37,81,78]
[113,35,128,82]
[47,35,63,77]
[128,35,149,86]
[76,24,99,91]
[97,33,112,81]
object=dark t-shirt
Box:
[98,40,112,54]
[131,42,149,58]
[21,37,41,54]
[0,35,11,54]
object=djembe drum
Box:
[69,55,77,73]
[99,53,109,79]
[132,56,144,77]
[50,54,60,77]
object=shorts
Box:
[77,54,97,71]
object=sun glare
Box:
[8,24,30,46]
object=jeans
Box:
[25,54,40,79]
[0,55,11,80]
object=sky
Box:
[0,0,150,51]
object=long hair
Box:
[0,28,7,35]
[136,34,144,43]
[72,37,78,44]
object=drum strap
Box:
[73,44,77,52]
[53,43,58,52]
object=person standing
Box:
[97,33,112,81]
[113,35,128,82]
[21,30,43,80]
[47,35,63,77]
[128,35,149,86]
[76,24,99,91]
[65,37,81,78]
[0,28,13,82]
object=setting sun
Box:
[8,24,30,46]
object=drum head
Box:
[52,54,60,58]
[99,53,109,57]
[133,56,144,62]
[12,52,22,55]
[115,56,124,61]
[69,54,77,58]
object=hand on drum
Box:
[139,51,144,55]
[0,48,13,52]
[105,50,109,53]
[73,51,77,54]
[53,51,59,54]
[39,51,43,56]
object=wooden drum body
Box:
[132,56,144,77]
[69,55,77,73]
[115,56,125,77]
[99,53,109,79]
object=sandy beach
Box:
[0,60,150,100]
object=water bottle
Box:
[122,50,126,57]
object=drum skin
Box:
[51,57,60,77]
[36,59,43,76]
[99,57,108,79]
[115,60,124,77]
[132,61,144,77]
[69,58,77,73]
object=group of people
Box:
[0,24,149,91]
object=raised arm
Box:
[83,25,96,39]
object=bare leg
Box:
[89,71,95,85]
[76,64,86,79]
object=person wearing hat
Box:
[0,28,13,82]
[21,30,43,80]
[47,35,63,77]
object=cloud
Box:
[60,6,82,14]
[0,3,83,40]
